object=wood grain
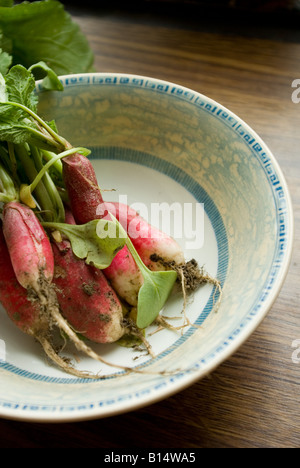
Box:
[0,6,299,448]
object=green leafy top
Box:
[4,63,38,110]
[0,28,12,75]
[0,49,11,76]
[0,0,94,75]
[0,62,72,222]
[0,1,14,7]
[0,64,68,151]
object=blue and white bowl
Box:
[0,73,293,422]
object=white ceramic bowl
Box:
[0,73,293,422]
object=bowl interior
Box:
[0,74,292,421]
[37,74,289,346]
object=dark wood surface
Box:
[1,4,300,448]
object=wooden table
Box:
[1,3,299,448]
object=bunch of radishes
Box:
[0,64,220,378]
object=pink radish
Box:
[1,202,132,378]
[103,201,221,313]
[62,153,107,224]
[62,154,143,306]
[0,223,46,336]
[0,221,91,377]
[104,201,185,269]
[61,155,214,321]
[2,201,54,297]
[51,210,126,344]
[103,242,143,307]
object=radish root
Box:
[27,274,138,378]
[149,254,222,333]
[27,275,182,379]
[25,259,222,379]
[37,335,102,379]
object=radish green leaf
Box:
[109,214,178,329]
[42,219,126,270]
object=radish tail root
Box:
[123,318,156,358]
[150,254,223,332]
[49,303,135,375]
[37,334,102,379]
[28,276,137,378]
[29,280,185,378]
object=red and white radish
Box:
[0,202,132,378]
[51,210,126,344]
[62,154,144,306]
[62,153,219,329]
[104,201,185,270]
[103,242,143,307]
[2,201,54,298]
[0,223,47,336]
[0,221,93,377]
[103,201,222,328]
[62,153,107,224]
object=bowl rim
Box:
[0,72,294,422]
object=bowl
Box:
[0,73,293,422]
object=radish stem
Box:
[30,145,65,222]
[2,101,68,150]
[14,144,55,219]
[109,213,178,329]
[27,147,90,194]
